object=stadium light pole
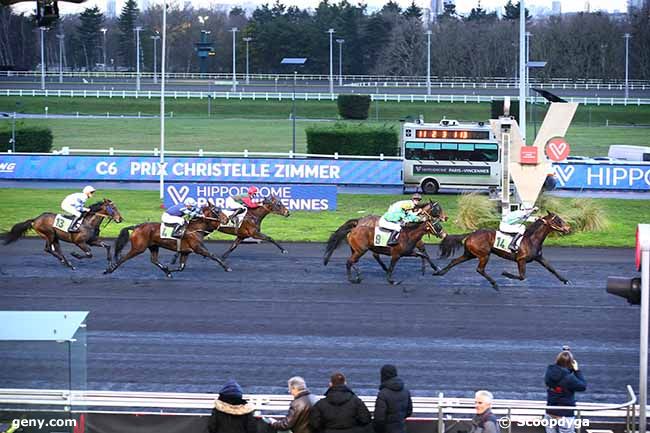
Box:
[328,28,334,94]
[518,0,526,142]
[100,28,107,71]
[426,30,432,96]
[230,27,238,92]
[160,2,167,201]
[281,57,307,155]
[336,38,344,87]
[151,33,160,84]
[243,37,252,85]
[56,33,64,84]
[134,26,143,92]
[624,33,631,100]
[39,27,47,90]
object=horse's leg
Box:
[221,237,243,259]
[168,253,190,273]
[191,241,233,272]
[476,255,499,291]
[346,248,366,284]
[71,241,93,260]
[433,253,473,276]
[385,255,402,286]
[51,238,76,270]
[502,258,527,281]
[149,246,173,278]
[372,253,389,272]
[251,232,288,255]
[87,239,112,265]
[415,244,439,274]
[535,255,570,284]
[104,242,146,274]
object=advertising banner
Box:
[0,155,402,185]
[553,163,650,190]
[165,183,337,211]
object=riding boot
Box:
[69,215,82,233]
[387,230,399,246]
[172,224,185,238]
[229,208,245,223]
[508,234,521,252]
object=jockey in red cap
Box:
[225,186,262,223]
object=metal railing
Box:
[0,386,638,433]
[2,89,649,105]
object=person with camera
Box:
[544,348,587,433]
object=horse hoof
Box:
[564,280,572,285]
[225,267,233,272]
[166,273,173,278]
[389,280,402,286]
[491,285,500,292]
[69,266,76,271]
[350,279,361,284]
[281,249,288,255]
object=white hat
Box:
[83,185,96,194]
[184,198,197,206]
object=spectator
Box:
[208,380,258,433]
[469,390,500,433]
[310,372,371,433]
[544,350,587,433]
[373,364,413,433]
[268,376,317,433]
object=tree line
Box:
[0,0,648,80]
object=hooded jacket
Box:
[373,377,413,433]
[310,384,371,433]
[545,364,587,417]
[208,396,258,433]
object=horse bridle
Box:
[419,205,445,237]
[544,214,566,232]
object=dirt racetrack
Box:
[0,238,641,403]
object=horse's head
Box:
[542,212,571,234]
[90,199,124,223]
[426,220,447,239]
[202,203,229,225]
[418,200,448,222]
[262,195,290,217]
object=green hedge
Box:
[306,122,398,156]
[337,94,371,120]
[0,127,53,152]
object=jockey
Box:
[60,185,96,232]
[379,193,423,246]
[226,186,262,223]
[499,205,539,252]
[162,197,200,237]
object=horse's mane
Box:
[523,216,548,236]
[403,220,426,230]
[87,201,105,213]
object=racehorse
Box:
[104,204,231,277]
[323,201,448,285]
[217,195,291,259]
[433,212,571,291]
[3,199,123,269]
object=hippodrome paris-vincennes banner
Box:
[165,183,337,211]
[0,155,403,185]
[553,163,650,190]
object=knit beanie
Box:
[219,380,244,399]
[380,364,398,382]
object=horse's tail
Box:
[3,219,35,245]
[323,218,359,266]
[114,225,138,260]
[438,234,469,259]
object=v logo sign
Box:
[167,185,190,204]
[554,165,575,186]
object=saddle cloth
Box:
[221,209,247,229]
[160,222,181,240]
[53,214,74,232]
[493,231,523,252]
[373,226,393,247]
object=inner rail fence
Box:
[2,71,649,89]
[0,385,639,433]
[2,89,649,106]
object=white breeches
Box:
[61,204,82,217]
[499,222,525,235]
[379,217,401,232]
[225,197,245,210]
[162,213,185,225]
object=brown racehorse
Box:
[218,195,291,259]
[323,201,448,286]
[434,212,571,291]
[3,199,124,269]
[104,204,231,277]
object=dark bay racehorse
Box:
[218,195,291,259]
[323,201,448,285]
[434,212,571,291]
[3,199,123,269]
[104,204,231,277]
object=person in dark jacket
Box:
[209,380,258,433]
[469,390,500,433]
[373,365,413,433]
[269,376,317,433]
[310,372,371,433]
[544,350,587,433]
